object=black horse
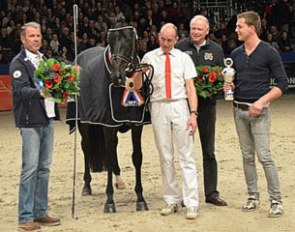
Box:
[67,18,152,213]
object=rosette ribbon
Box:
[121,71,144,107]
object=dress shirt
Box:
[142,48,197,102]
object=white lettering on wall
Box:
[271,77,295,88]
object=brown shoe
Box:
[206,197,228,206]
[18,221,41,231]
[34,215,60,226]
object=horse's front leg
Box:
[103,127,118,213]
[131,125,148,211]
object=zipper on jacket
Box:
[26,101,31,124]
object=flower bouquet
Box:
[194,65,224,98]
[34,58,80,103]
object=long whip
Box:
[72,4,79,220]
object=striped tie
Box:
[165,52,171,100]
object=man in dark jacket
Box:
[10,22,61,231]
[176,15,227,206]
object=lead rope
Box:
[72,4,78,220]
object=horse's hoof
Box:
[104,203,116,213]
[82,185,92,196]
[115,180,126,190]
[136,201,149,211]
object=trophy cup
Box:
[222,58,235,101]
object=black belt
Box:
[233,102,249,111]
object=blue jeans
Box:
[18,121,54,223]
[233,107,282,202]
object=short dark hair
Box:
[237,11,261,35]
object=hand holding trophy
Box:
[222,58,235,101]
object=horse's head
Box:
[107,19,139,86]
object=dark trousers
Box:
[197,104,219,200]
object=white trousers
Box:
[150,99,199,208]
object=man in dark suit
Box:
[176,15,227,206]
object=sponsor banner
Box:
[0,75,13,111]
[284,62,295,89]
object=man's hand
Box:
[187,114,197,135]
[223,82,235,92]
[131,65,150,90]
[40,88,52,99]
[249,100,264,117]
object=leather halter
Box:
[107,26,138,71]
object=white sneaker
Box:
[160,203,181,216]
[268,200,284,218]
[242,196,260,212]
[186,207,198,220]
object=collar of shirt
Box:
[194,40,207,52]
[25,49,43,62]
[157,47,177,57]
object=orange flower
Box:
[54,73,61,83]
[68,74,74,82]
[52,63,61,72]
[197,75,203,83]
[208,72,217,83]
[202,67,209,73]
[63,92,69,98]
[45,80,53,89]
[216,70,222,75]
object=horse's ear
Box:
[118,16,125,24]
[107,31,111,44]
[109,19,117,29]
[122,5,132,23]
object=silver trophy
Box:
[222,58,235,101]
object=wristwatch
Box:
[190,110,198,117]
